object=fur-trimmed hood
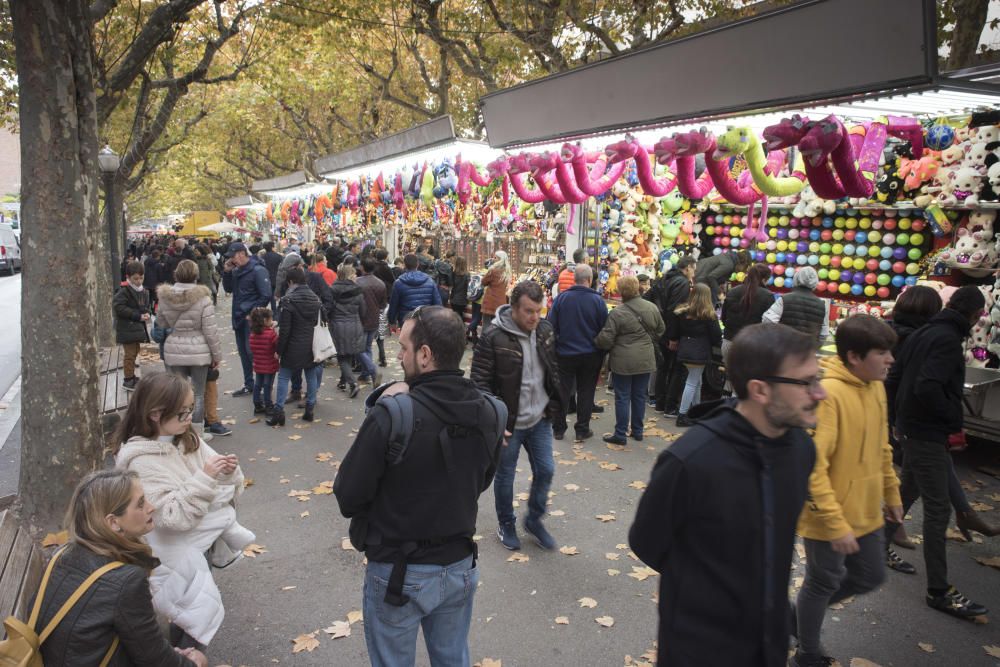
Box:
[157,282,212,308]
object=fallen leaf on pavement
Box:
[628,481,647,490]
[794,544,806,560]
[946,527,968,542]
[605,443,628,452]
[984,645,1000,658]
[616,543,628,550]
[267,457,281,462]
[328,420,344,426]
[248,418,260,424]
[970,502,995,512]
[627,566,658,581]
[557,459,579,466]
[507,553,530,563]
[559,546,580,556]
[598,462,622,471]
[316,452,334,462]
[312,481,334,495]
[474,659,501,667]
[578,597,597,608]
[515,492,529,501]
[848,659,883,667]
[300,511,310,518]
[595,514,616,522]
[605,553,620,561]
[975,555,1000,569]
[917,642,935,653]
[595,616,615,628]
[341,537,355,551]
[291,632,320,653]
[243,544,266,557]
[554,616,569,625]
[288,490,312,501]
[324,621,351,639]
[288,435,302,441]
[607,569,620,576]
[220,419,236,425]
[243,478,254,488]
[347,610,363,625]
[564,484,580,492]
[574,451,597,461]
[550,510,566,517]
[279,477,290,484]
[42,531,68,548]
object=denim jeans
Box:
[274,365,322,410]
[167,365,209,426]
[493,418,555,526]
[359,331,379,379]
[612,373,649,439]
[253,372,275,408]
[679,364,706,415]
[795,532,886,655]
[363,555,479,667]
[233,320,253,390]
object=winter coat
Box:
[273,253,303,299]
[556,266,576,295]
[329,279,367,355]
[471,305,562,433]
[155,283,222,367]
[250,327,279,374]
[32,544,193,667]
[720,284,774,340]
[141,257,162,293]
[263,250,283,290]
[668,312,723,365]
[195,255,218,295]
[373,260,395,295]
[548,285,609,356]
[113,284,150,345]
[645,268,692,341]
[450,273,471,308]
[595,297,665,375]
[885,313,929,428]
[311,263,336,286]
[694,252,737,305]
[387,270,441,325]
[435,259,454,287]
[277,285,322,370]
[222,256,271,327]
[798,356,902,542]
[630,401,815,667]
[305,271,334,319]
[777,287,827,340]
[356,274,388,332]
[886,308,971,441]
[480,266,509,316]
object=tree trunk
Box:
[946,0,990,71]
[11,0,105,533]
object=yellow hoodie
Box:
[798,356,902,541]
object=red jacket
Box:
[249,327,279,374]
[311,264,336,286]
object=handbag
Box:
[312,311,336,363]
[622,301,664,365]
[150,315,172,344]
[0,547,123,667]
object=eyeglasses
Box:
[762,375,824,392]
[175,406,195,422]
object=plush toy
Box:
[950,166,984,206]
[606,258,620,296]
[967,209,996,236]
[620,220,639,243]
[939,227,998,275]
[562,143,626,196]
[634,231,653,265]
[653,133,715,200]
[983,161,1000,202]
[898,152,940,197]
[420,167,436,207]
[714,126,806,197]
[875,163,905,204]
[966,306,993,367]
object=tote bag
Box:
[313,311,336,363]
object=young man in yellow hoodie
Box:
[790,314,903,667]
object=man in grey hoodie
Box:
[471,281,563,551]
[274,245,303,300]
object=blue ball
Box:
[855,245,868,257]
[809,229,822,241]
[855,231,868,244]
[713,248,722,255]
[880,246,894,259]
[891,275,906,288]
[879,260,892,272]
[808,255,820,265]
[822,217,834,228]
[776,252,786,263]
[844,244,856,256]
[905,276,918,286]
[851,284,864,296]
[796,254,808,265]
[926,123,955,151]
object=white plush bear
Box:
[966,313,993,367]
[940,227,998,274]
[972,125,1000,144]
[945,166,983,207]
[963,142,991,175]
[967,209,996,236]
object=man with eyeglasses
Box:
[630,323,823,667]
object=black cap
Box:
[225,242,248,257]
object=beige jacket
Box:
[156,283,221,367]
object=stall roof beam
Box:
[480,0,937,148]
[225,195,254,208]
[315,116,458,177]
[252,171,309,195]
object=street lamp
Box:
[98,145,120,289]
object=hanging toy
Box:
[562,142,626,196]
[420,165,436,207]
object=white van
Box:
[0,223,21,276]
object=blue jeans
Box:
[613,373,649,439]
[493,418,554,526]
[363,555,479,667]
[679,364,705,415]
[290,368,302,395]
[274,365,322,409]
[253,372,274,408]
[233,320,253,390]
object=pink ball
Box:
[830,256,842,268]
[774,265,786,276]
[892,261,905,274]
[740,238,751,248]
[877,287,890,299]
[826,282,839,294]
[816,280,827,292]
[844,230,857,242]
[720,237,731,247]
[871,218,884,230]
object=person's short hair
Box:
[394,256,404,266]
[406,306,466,370]
[835,314,898,364]
[404,253,419,271]
[733,250,751,271]
[892,285,942,322]
[286,267,306,284]
[263,241,274,252]
[574,264,593,285]
[947,285,986,319]
[173,259,199,284]
[126,260,144,277]
[511,280,544,308]
[619,276,641,300]
[676,255,697,271]
[572,248,587,264]
[793,266,819,289]
[338,263,356,280]
[361,257,376,274]
[312,253,325,266]
[727,324,818,400]
[375,248,388,261]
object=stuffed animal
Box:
[634,232,654,265]
[966,288,995,366]
[898,152,940,198]
[605,259,620,296]
[983,161,1000,202]
[967,209,996,236]
[659,218,681,246]
[938,227,998,274]
[875,163,905,205]
[950,166,984,206]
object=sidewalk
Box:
[0,378,21,507]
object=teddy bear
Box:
[951,166,984,206]
[966,314,993,367]
[966,209,996,236]
[984,161,1000,202]
[939,226,998,275]
[634,231,654,265]
[792,185,836,219]
[620,220,639,243]
[605,258,620,297]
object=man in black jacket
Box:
[884,285,988,619]
[335,306,505,666]
[646,255,696,415]
[261,241,283,309]
[630,323,822,667]
[471,281,563,552]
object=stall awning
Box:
[251,171,331,198]
[480,0,941,148]
[225,195,254,208]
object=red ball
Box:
[892,261,905,274]
[844,230,857,242]
[865,273,877,285]
[883,218,897,231]
[826,282,839,294]
[731,215,742,225]
[821,230,834,241]
[773,265,786,276]
[866,259,879,271]
[830,256,842,268]
[877,286,890,299]
[910,219,925,232]
[816,280,827,292]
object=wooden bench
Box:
[98,346,130,434]
[0,510,44,639]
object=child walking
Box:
[249,307,279,415]
[669,283,722,426]
[113,260,151,390]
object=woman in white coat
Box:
[114,371,254,649]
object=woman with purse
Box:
[23,469,206,666]
[450,255,471,322]
[595,276,665,446]
[329,263,372,399]
[480,250,512,332]
[671,283,723,427]
[268,267,324,425]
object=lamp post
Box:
[98,145,120,289]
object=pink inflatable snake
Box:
[656,131,714,199]
[561,143,626,196]
[507,153,553,204]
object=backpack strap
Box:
[37,560,124,643]
[26,546,66,629]
[381,394,414,465]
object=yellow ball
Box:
[734,272,746,282]
[834,217,846,228]
[778,215,790,226]
[832,229,845,241]
[766,253,777,263]
[832,243,844,255]
[777,240,788,252]
[767,216,778,227]
[859,217,872,229]
[838,282,851,294]
[757,241,768,250]
[723,215,732,224]
[864,285,877,297]
[819,255,831,266]
[769,227,778,238]
[841,257,854,270]
[828,269,841,281]
[845,217,858,229]
[898,217,911,230]
[867,246,881,257]
[730,226,741,237]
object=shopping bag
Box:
[313,312,336,363]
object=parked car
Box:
[0,223,20,275]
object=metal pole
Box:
[104,171,119,290]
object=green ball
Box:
[877,273,891,286]
[896,233,910,246]
[820,243,832,254]
[818,268,829,280]
[908,247,923,261]
[909,233,924,246]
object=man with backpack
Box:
[645,255,696,415]
[334,306,506,667]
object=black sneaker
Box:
[348,384,360,399]
[603,434,627,446]
[497,521,521,550]
[788,650,837,667]
[574,430,594,442]
[524,517,557,551]
[122,377,138,391]
[926,586,988,619]
[664,409,679,419]
[886,547,916,575]
[629,432,644,441]
[592,405,605,414]
[676,414,694,427]
[288,390,302,402]
[253,402,266,414]
[337,381,346,391]
[553,430,566,441]
[232,387,252,397]
[207,422,233,436]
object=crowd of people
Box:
[17,236,998,667]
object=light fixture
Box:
[98,144,119,174]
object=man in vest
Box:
[763,266,830,343]
[553,247,587,298]
[334,306,506,666]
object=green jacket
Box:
[595,297,665,375]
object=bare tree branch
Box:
[87,0,119,23]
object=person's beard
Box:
[402,358,418,383]
[764,397,819,432]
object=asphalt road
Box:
[0,271,20,399]
[162,295,1000,666]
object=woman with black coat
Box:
[268,267,323,426]
[669,283,722,426]
[29,469,206,666]
[720,263,774,356]
[328,264,372,399]
[449,256,471,320]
